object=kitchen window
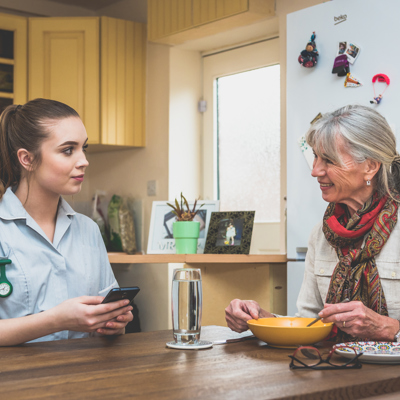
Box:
[216,64,280,222]
[202,38,282,252]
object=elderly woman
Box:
[225,105,400,343]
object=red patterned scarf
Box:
[322,191,399,342]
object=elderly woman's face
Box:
[311,136,372,212]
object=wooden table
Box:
[2,326,399,399]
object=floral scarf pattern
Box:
[322,191,399,342]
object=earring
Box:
[366,180,371,186]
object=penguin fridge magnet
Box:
[298,32,318,68]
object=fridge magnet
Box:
[204,211,255,255]
[332,54,350,76]
[344,73,362,87]
[345,42,360,64]
[298,31,318,68]
[370,74,390,105]
[147,200,219,254]
[337,41,347,55]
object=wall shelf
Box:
[108,253,287,264]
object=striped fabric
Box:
[322,191,399,342]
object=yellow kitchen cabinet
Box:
[192,0,248,26]
[101,17,146,148]
[0,13,27,112]
[29,17,146,150]
[148,0,274,45]
[148,0,192,40]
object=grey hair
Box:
[305,104,400,199]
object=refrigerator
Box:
[286,0,400,315]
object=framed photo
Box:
[147,200,220,254]
[204,211,255,254]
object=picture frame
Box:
[204,211,255,254]
[147,200,220,254]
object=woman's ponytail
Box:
[0,105,23,200]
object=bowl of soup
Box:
[247,317,333,348]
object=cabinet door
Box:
[148,0,273,45]
[192,0,248,26]
[101,17,146,147]
[29,18,100,144]
[148,0,191,41]
[0,13,27,112]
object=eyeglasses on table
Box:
[288,345,363,370]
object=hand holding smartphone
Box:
[101,287,140,305]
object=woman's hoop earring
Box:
[366,180,371,186]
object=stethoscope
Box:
[0,259,13,297]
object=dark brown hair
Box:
[0,98,80,200]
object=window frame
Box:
[202,38,281,253]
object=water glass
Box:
[172,268,202,345]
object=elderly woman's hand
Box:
[319,300,399,341]
[225,299,274,333]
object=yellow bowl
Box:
[247,317,333,348]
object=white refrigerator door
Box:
[286,0,400,259]
[287,261,306,316]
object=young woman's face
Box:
[311,136,372,212]
[32,117,89,197]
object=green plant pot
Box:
[173,221,200,254]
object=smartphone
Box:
[101,287,140,305]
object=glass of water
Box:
[172,268,202,345]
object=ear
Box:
[17,149,35,172]
[365,159,381,181]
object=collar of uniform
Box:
[0,187,77,249]
[0,187,27,220]
[53,197,76,249]
[58,197,76,217]
[0,187,76,220]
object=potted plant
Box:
[167,193,204,254]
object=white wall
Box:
[168,47,202,201]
